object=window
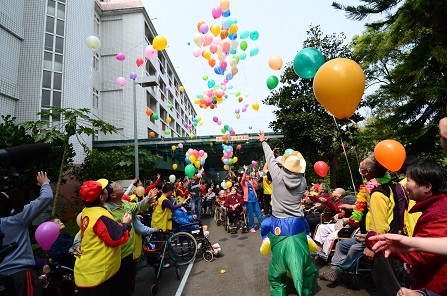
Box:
[93,88,99,109]
[43,52,52,70]
[53,91,61,107]
[41,90,51,107]
[55,36,63,53]
[93,52,100,71]
[53,72,62,90]
[54,54,63,71]
[42,71,52,88]
[56,19,64,36]
[48,0,56,16]
[45,34,53,51]
[94,14,100,34]
[57,3,65,19]
[46,16,54,33]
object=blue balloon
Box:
[214,66,224,75]
[222,9,231,17]
[228,33,238,40]
[250,30,259,41]
[248,126,252,130]
[187,42,190,46]
[228,126,233,132]
[284,148,294,155]
[185,157,191,164]
[240,30,249,39]
[223,159,229,164]
[221,181,226,188]
[293,47,325,79]
[229,48,237,55]
[212,100,218,104]
[226,73,233,80]
[222,19,231,30]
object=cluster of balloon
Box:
[313,58,365,119]
[191,0,260,110]
[221,180,233,188]
[220,123,235,136]
[314,161,328,178]
[221,143,238,167]
[212,116,223,125]
[185,148,208,169]
[374,139,406,172]
[266,55,282,91]
[35,221,60,251]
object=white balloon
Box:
[169,174,176,183]
[86,36,101,51]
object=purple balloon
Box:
[35,222,60,251]
[242,107,247,112]
[183,123,188,128]
[200,24,209,34]
[116,52,126,61]
[235,108,240,113]
[252,160,258,167]
[166,86,171,91]
[129,72,137,80]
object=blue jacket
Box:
[172,208,198,232]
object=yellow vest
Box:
[151,195,172,231]
[74,207,121,287]
[263,175,272,195]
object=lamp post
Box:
[132,76,158,179]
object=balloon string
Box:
[332,115,357,195]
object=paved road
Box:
[134,215,371,296]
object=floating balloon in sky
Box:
[293,47,325,79]
[86,36,101,51]
[153,35,167,51]
[268,55,283,70]
[116,52,125,61]
[116,77,126,87]
[129,72,137,80]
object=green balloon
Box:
[193,122,197,126]
[250,30,259,41]
[221,128,226,134]
[202,75,208,80]
[293,47,325,79]
[240,41,248,51]
[167,103,173,108]
[185,164,196,178]
[224,124,229,130]
[228,158,233,165]
[232,55,240,63]
[266,75,279,90]
[152,113,159,120]
[235,91,240,97]
[164,130,170,135]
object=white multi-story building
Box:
[0,0,197,163]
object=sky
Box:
[141,0,371,136]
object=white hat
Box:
[281,151,306,174]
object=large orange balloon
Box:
[268,55,283,70]
[374,140,406,172]
[313,58,365,119]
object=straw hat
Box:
[281,151,306,174]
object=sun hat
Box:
[80,180,103,202]
[281,151,306,174]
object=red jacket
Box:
[145,177,160,195]
[224,193,244,211]
[393,193,447,294]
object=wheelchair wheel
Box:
[150,284,159,296]
[216,219,222,226]
[203,250,214,262]
[169,232,197,266]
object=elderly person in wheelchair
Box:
[171,198,209,239]
[224,187,246,233]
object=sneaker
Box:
[315,250,328,260]
[319,269,338,282]
[162,262,170,268]
[250,228,256,233]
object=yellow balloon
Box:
[189,156,196,163]
[135,186,145,197]
[203,50,212,61]
[189,133,194,138]
[225,181,232,189]
[229,24,238,34]
[180,86,185,92]
[197,116,202,121]
[268,55,283,70]
[236,114,240,119]
[172,163,178,170]
[194,160,201,169]
[153,35,167,51]
[210,142,214,147]
[86,36,101,51]
[313,58,365,119]
[194,99,200,104]
[252,102,259,111]
[210,24,221,37]
[166,117,172,123]
[199,121,203,126]
[172,145,176,151]
[233,156,238,163]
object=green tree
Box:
[72,146,161,183]
[21,107,117,215]
[264,25,363,189]
[333,0,447,159]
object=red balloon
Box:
[236,145,242,150]
[314,161,328,177]
[136,58,144,67]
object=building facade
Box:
[0,0,197,163]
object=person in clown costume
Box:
[258,131,317,296]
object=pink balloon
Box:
[203,35,213,47]
[252,160,258,167]
[222,42,230,53]
[213,116,218,122]
[116,52,126,61]
[35,222,60,251]
[217,120,222,125]
[210,44,218,54]
[145,45,158,60]
[212,7,222,19]
[116,77,126,87]
[220,61,228,71]
[193,48,201,57]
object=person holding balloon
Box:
[0,171,52,296]
[241,166,263,233]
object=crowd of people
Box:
[1,119,447,296]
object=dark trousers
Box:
[77,276,113,296]
[10,269,42,296]
[371,253,401,295]
[110,254,133,296]
[227,209,242,224]
[305,213,321,233]
[263,194,272,215]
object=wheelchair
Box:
[141,230,195,296]
[213,201,226,226]
[176,220,218,262]
[224,206,248,234]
